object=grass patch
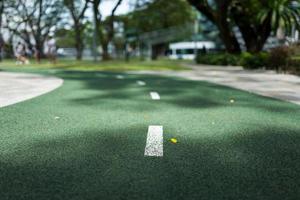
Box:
[0,58,190,71]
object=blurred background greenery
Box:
[0,0,299,74]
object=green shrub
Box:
[288,58,300,74]
[3,43,14,59]
[195,48,300,75]
[267,46,292,72]
[240,52,269,69]
[196,53,240,66]
[286,44,300,75]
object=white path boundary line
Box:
[150,92,160,100]
[137,80,146,86]
[144,125,163,157]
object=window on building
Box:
[185,49,194,54]
[176,49,182,55]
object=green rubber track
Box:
[0,70,299,200]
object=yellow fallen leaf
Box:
[170,138,178,144]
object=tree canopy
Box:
[187,0,300,53]
[127,0,196,33]
[3,0,63,57]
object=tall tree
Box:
[4,0,63,58]
[64,0,89,60]
[0,1,3,30]
[187,0,241,53]
[90,0,101,61]
[127,0,195,59]
[232,0,300,52]
[89,0,123,60]
[187,0,300,53]
[101,0,123,60]
[257,0,300,36]
[129,0,195,33]
[0,0,5,61]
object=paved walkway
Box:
[133,65,300,105]
[0,72,63,108]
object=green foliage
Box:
[196,52,269,69]
[0,59,189,71]
[257,0,300,34]
[267,45,300,74]
[288,58,300,74]
[55,29,76,48]
[126,0,195,33]
[195,45,300,75]
[196,53,241,66]
[189,0,300,53]
[3,42,14,59]
[55,21,92,49]
[234,0,300,33]
[241,52,269,69]
[267,46,291,71]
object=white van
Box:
[169,41,216,60]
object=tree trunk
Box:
[75,43,83,60]
[216,19,241,53]
[231,8,273,53]
[187,0,241,53]
[0,1,4,62]
[215,1,241,53]
[76,45,83,60]
[237,29,269,53]
[24,32,35,55]
[102,40,110,60]
[5,36,14,59]
[92,0,101,62]
[151,43,167,60]
[35,39,44,59]
[254,12,272,52]
[74,23,83,60]
[92,0,111,61]
[98,20,110,60]
[0,34,3,62]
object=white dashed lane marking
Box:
[137,80,146,86]
[144,125,163,157]
[116,75,124,79]
[150,92,160,100]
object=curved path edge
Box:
[0,72,63,108]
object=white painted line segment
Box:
[137,80,146,86]
[144,125,163,157]
[116,75,124,79]
[150,92,160,100]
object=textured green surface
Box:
[0,70,299,200]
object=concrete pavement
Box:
[0,72,63,108]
